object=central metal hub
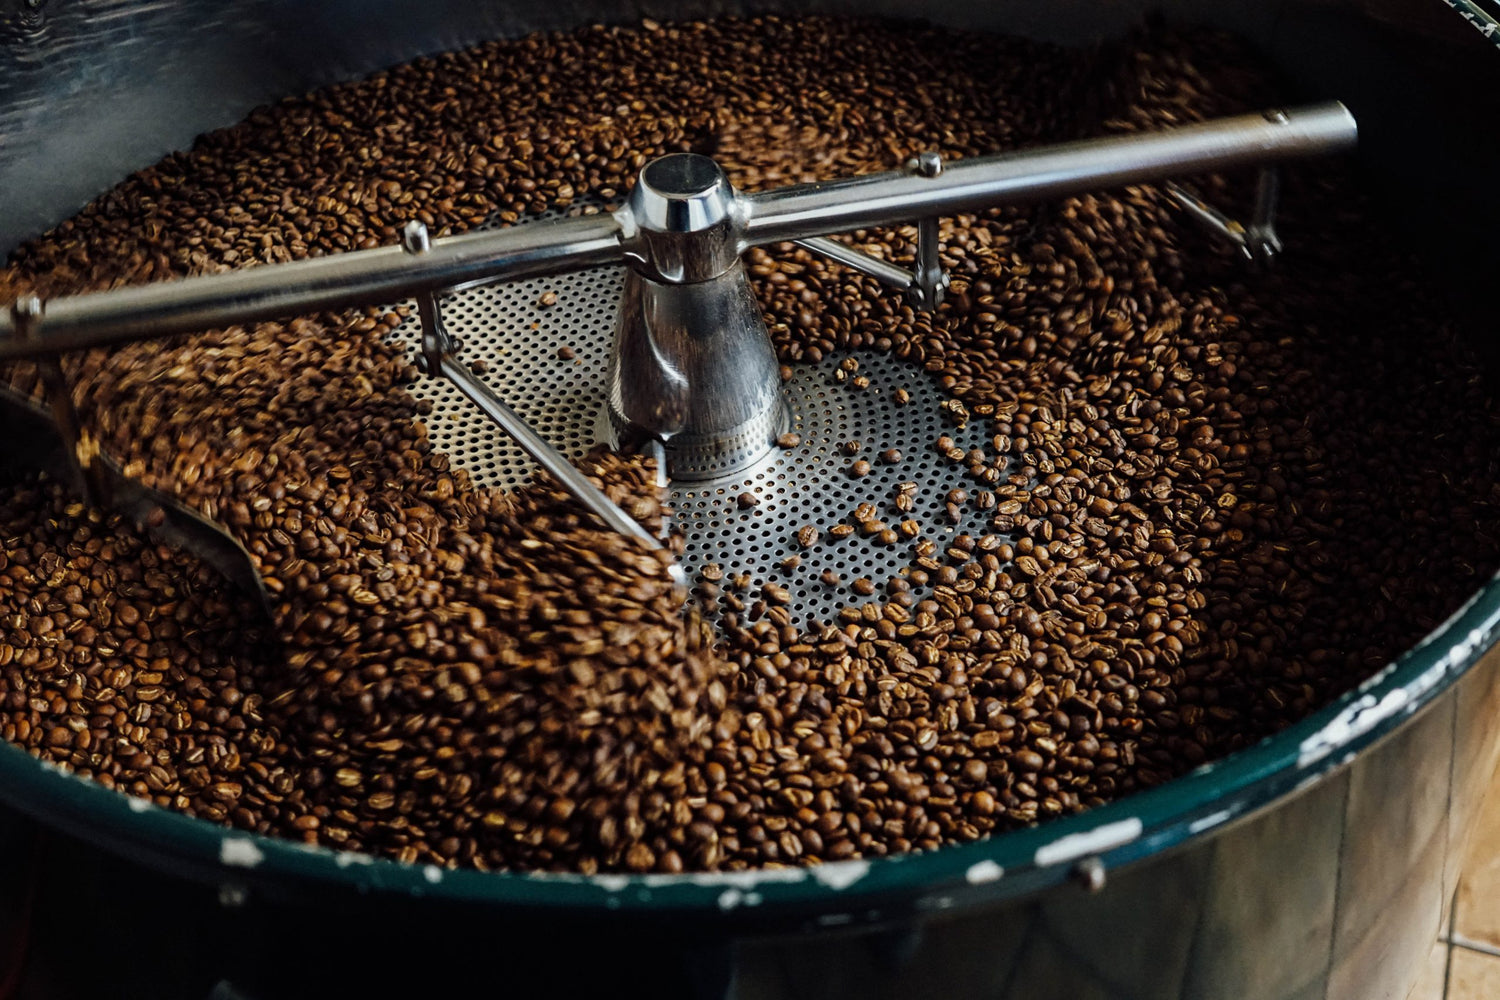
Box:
[393,256,1005,628]
[606,153,788,480]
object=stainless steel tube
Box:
[0,213,625,357]
[792,237,915,291]
[740,103,1357,246]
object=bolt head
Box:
[631,154,734,234]
[915,151,943,178]
[400,220,431,254]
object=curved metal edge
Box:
[1,559,1497,926]
[1436,0,1500,51]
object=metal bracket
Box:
[792,150,950,312]
[1166,165,1282,267]
[399,220,456,374]
[907,151,949,310]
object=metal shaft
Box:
[792,237,915,292]
[0,213,625,357]
[0,104,1353,362]
[739,103,1356,246]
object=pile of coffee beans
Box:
[1,17,1497,873]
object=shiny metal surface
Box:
[739,103,1356,245]
[0,212,626,356]
[909,152,949,310]
[608,263,788,478]
[0,104,1353,359]
[0,110,1355,504]
[792,236,916,293]
[612,153,786,477]
[625,153,742,283]
[382,216,999,623]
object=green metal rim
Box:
[2,570,1498,918]
[1438,0,1500,51]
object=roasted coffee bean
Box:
[776,432,802,449]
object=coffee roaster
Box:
[1,2,1498,998]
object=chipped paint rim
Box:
[1,570,1498,917]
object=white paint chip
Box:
[592,875,631,892]
[220,838,265,868]
[965,859,1004,884]
[811,860,870,891]
[333,850,375,868]
[1187,809,1233,835]
[717,888,743,910]
[423,865,443,884]
[1034,817,1143,867]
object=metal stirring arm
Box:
[0,102,1357,555]
[0,103,1355,355]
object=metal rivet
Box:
[1073,856,1107,893]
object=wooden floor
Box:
[1412,760,1500,999]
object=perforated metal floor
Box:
[389,216,1004,625]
